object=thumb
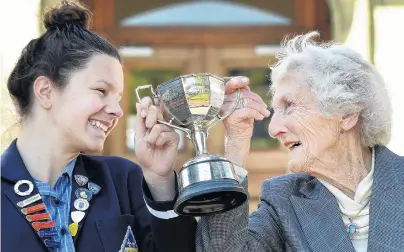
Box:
[224,76,250,95]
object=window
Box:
[120,1,291,27]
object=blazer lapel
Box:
[69,155,91,243]
[72,155,131,251]
[69,155,103,244]
[2,140,52,251]
[368,146,404,252]
[290,178,355,252]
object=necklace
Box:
[345,200,370,236]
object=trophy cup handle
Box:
[136,84,156,103]
[206,89,242,132]
[135,85,192,138]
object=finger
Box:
[224,89,267,106]
[145,105,160,129]
[155,131,179,147]
[237,107,267,121]
[224,76,250,95]
[244,99,271,117]
[135,103,147,141]
[147,124,173,145]
[243,90,267,105]
[222,97,270,118]
[139,97,153,118]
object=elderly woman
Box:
[196,31,404,252]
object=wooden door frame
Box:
[81,0,330,46]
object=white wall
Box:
[336,0,404,155]
[343,0,371,61]
[374,6,404,155]
[0,0,41,152]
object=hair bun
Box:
[43,0,92,30]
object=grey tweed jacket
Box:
[196,146,404,252]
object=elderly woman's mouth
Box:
[284,141,302,150]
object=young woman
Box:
[1,1,197,251]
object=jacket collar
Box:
[1,139,99,246]
[371,145,401,191]
[1,139,34,183]
[1,139,94,182]
[291,146,403,252]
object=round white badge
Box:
[14,180,34,196]
[74,198,89,211]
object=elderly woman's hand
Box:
[221,76,270,166]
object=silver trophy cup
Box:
[136,73,248,216]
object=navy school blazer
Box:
[1,140,196,252]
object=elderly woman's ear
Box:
[340,112,360,132]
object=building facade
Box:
[1,0,403,212]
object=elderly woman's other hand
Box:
[221,76,271,166]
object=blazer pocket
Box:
[96,214,135,252]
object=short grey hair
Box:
[270,31,392,147]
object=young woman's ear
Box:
[33,76,53,109]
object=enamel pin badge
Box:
[13,180,60,248]
[74,175,89,186]
[14,180,34,196]
[119,226,138,252]
[88,181,101,195]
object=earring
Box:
[43,101,51,109]
[340,129,345,134]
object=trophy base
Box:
[174,179,247,216]
[174,155,248,216]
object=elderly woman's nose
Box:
[268,112,287,138]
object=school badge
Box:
[119,226,138,252]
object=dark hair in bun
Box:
[7,0,121,117]
[43,0,92,30]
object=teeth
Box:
[89,120,108,132]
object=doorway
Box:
[103,45,288,211]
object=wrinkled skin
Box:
[268,73,371,197]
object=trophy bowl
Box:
[136,73,248,216]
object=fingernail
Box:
[140,110,147,117]
[242,77,249,83]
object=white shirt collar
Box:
[318,148,375,240]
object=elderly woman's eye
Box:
[284,101,295,114]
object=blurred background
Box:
[1,0,403,212]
